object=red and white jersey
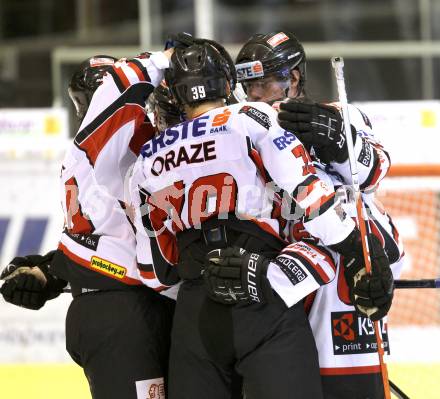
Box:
[131,101,355,290]
[290,168,404,374]
[321,103,390,192]
[57,52,169,288]
[265,240,338,307]
[273,100,391,192]
[251,100,394,309]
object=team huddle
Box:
[0,32,403,399]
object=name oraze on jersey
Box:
[133,101,355,296]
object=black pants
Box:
[168,279,323,399]
[65,287,175,399]
[322,374,385,399]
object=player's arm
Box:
[0,251,68,310]
[236,103,393,316]
[129,156,181,294]
[205,230,393,321]
[78,49,173,133]
[204,241,337,308]
[72,50,174,182]
[277,101,391,192]
[248,102,355,247]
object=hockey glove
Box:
[330,229,394,321]
[204,247,274,305]
[278,100,357,164]
[0,251,67,310]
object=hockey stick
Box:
[331,56,391,399]
[389,379,410,399]
[395,278,440,289]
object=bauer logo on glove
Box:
[204,247,274,305]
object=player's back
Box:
[139,100,295,241]
[56,53,167,288]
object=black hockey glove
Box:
[330,230,394,321]
[0,251,67,310]
[204,247,275,305]
[278,100,357,164]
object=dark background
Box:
[0,0,439,109]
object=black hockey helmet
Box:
[147,82,182,132]
[236,32,306,91]
[200,38,237,92]
[164,42,235,106]
[68,55,117,121]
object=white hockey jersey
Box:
[271,99,404,374]
[131,101,356,292]
[56,52,169,288]
[318,103,390,193]
[273,101,391,193]
[291,166,404,374]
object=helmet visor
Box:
[242,75,289,104]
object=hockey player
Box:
[0,53,175,399]
[130,39,394,399]
[225,31,404,399]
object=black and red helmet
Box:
[236,32,306,90]
[68,55,117,121]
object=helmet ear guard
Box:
[68,87,89,121]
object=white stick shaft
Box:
[331,57,372,246]
[331,57,391,399]
[331,57,361,192]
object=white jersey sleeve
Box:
[326,104,391,192]
[80,52,168,129]
[246,102,355,246]
[267,241,338,307]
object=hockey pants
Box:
[65,287,174,399]
[168,278,324,399]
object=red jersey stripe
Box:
[129,121,155,156]
[78,104,145,165]
[127,61,146,82]
[320,365,382,376]
[113,65,131,90]
[305,242,337,273]
[249,148,269,182]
